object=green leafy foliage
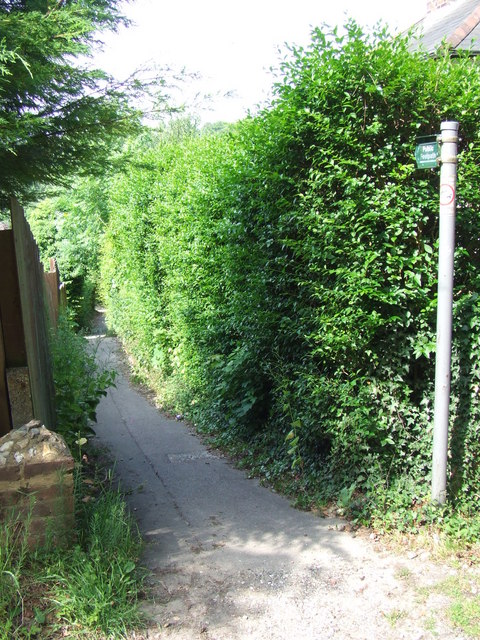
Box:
[0,0,140,206]
[97,24,480,530]
[28,176,110,326]
[50,313,115,450]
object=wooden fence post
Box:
[44,258,62,329]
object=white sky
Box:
[93,0,427,123]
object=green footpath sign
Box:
[415,136,439,169]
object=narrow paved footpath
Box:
[91,330,461,640]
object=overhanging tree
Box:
[0,0,140,205]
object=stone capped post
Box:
[0,420,75,547]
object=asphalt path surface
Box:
[90,330,462,640]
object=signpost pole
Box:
[431,121,459,504]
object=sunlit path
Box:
[89,317,457,640]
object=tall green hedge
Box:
[100,24,480,518]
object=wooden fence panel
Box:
[0,227,28,432]
[0,229,27,367]
[0,316,11,435]
[10,197,56,430]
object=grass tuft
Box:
[0,463,145,639]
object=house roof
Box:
[409,0,480,54]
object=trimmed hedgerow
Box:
[100,24,480,530]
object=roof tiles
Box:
[409,0,480,54]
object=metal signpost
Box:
[431,121,459,504]
[415,122,459,504]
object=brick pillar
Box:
[0,420,75,548]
